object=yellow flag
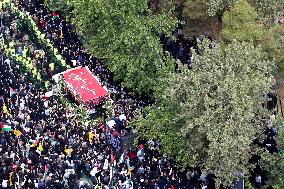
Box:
[38,143,43,152]
[54,48,58,54]
[37,30,41,37]
[9,172,13,186]
[27,63,33,70]
[22,48,27,58]
[17,56,23,62]
[32,68,37,74]
[49,63,55,71]
[9,41,14,47]
[13,130,22,137]
[64,148,73,155]
[60,30,63,39]
[56,54,61,61]
[3,104,10,116]
[41,33,45,40]
[21,59,26,65]
[11,48,15,55]
[127,167,132,177]
[88,131,94,143]
[37,73,41,81]
[61,59,66,66]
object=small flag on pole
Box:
[49,63,55,71]
[118,152,124,164]
[99,117,104,132]
[60,30,63,39]
[3,124,12,131]
[127,167,132,177]
[64,148,73,156]
[3,104,10,116]
[111,152,116,167]
[13,129,22,137]
[103,159,109,170]
[37,143,43,152]
[44,165,49,172]
[137,144,145,157]
[29,139,36,147]
[9,172,13,186]
[88,131,94,143]
[10,87,15,97]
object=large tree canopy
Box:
[69,0,177,94]
[44,0,72,18]
[133,41,275,185]
[183,0,209,20]
[221,0,263,45]
[205,0,283,17]
[261,24,284,78]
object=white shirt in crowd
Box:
[256,175,262,183]
[2,179,8,188]
[79,179,85,188]
[123,180,133,189]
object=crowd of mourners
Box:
[0,0,280,188]
[0,0,217,188]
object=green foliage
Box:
[44,0,68,11]
[133,41,275,186]
[44,0,72,18]
[205,0,283,17]
[261,24,284,78]
[69,0,177,95]
[249,0,284,25]
[221,0,264,45]
[275,119,284,151]
[154,0,282,22]
[183,0,209,20]
[245,177,254,189]
[259,116,284,187]
[149,0,181,15]
[206,0,234,16]
[259,150,284,187]
[273,179,284,189]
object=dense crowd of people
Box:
[0,0,280,189]
[0,0,216,188]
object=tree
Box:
[261,24,284,78]
[183,0,209,20]
[149,0,181,15]
[204,0,283,17]
[206,0,234,16]
[260,150,284,188]
[43,0,72,17]
[259,116,284,187]
[69,0,177,94]
[221,0,264,45]
[182,0,223,39]
[249,0,284,26]
[133,41,275,186]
